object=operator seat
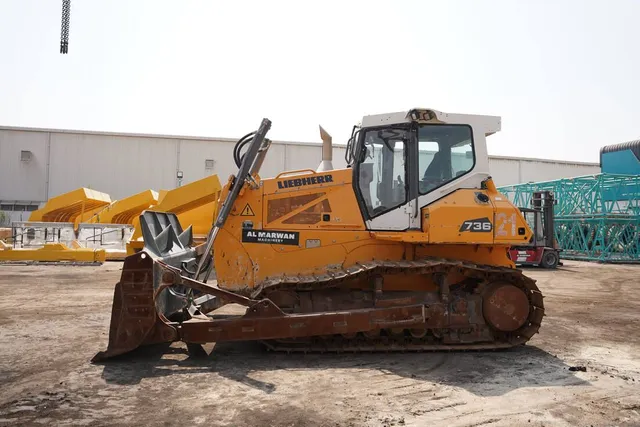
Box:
[423,151,444,180]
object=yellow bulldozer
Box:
[93,108,544,361]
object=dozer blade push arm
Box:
[194,118,272,278]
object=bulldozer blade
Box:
[93,210,198,363]
[91,253,178,362]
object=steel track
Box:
[254,258,544,353]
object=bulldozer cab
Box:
[347,108,500,231]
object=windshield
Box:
[418,125,474,194]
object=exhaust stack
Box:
[316,125,333,172]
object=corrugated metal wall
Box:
[48,132,177,199]
[0,127,600,205]
[488,155,601,186]
[0,129,49,201]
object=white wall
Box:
[48,132,177,199]
[0,126,600,206]
[0,129,49,201]
[489,155,601,187]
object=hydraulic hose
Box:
[233,131,257,168]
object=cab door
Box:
[354,126,415,231]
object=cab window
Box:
[419,125,474,194]
[357,128,407,218]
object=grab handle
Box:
[275,169,317,179]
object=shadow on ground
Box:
[98,341,588,397]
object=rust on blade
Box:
[92,254,178,362]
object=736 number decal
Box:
[459,217,493,232]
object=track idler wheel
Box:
[482,282,530,332]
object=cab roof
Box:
[360,108,501,136]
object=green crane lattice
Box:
[499,174,640,263]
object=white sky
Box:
[1,0,639,163]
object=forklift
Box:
[509,191,562,269]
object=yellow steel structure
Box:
[23,182,218,256]
[0,241,106,263]
[126,175,222,254]
[87,189,159,225]
[29,188,111,227]
[175,201,217,235]
[73,205,109,227]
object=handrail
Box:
[275,169,317,179]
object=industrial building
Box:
[0,125,600,223]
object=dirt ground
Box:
[0,261,639,427]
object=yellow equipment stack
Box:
[126,175,222,254]
[0,241,106,264]
[29,188,112,227]
[87,189,159,225]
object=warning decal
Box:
[240,203,255,216]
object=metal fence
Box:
[76,224,134,251]
[10,221,133,255]
[11,221,76,248]
[499,174,640,263]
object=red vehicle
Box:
[508,191,561,269]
